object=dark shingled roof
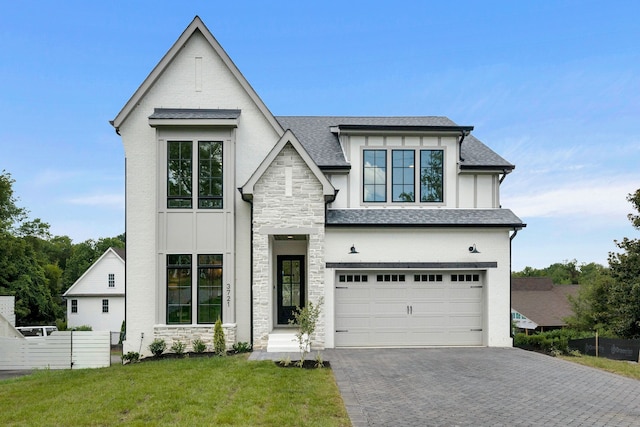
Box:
[112,247,126,261]
[326,208,524,227]
[511,277,580,328]
[275,116,514,170]
[149,108,241,119]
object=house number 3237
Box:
[226,283,231,307]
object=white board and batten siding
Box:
[0,331,111,370]
[335,271,484,347]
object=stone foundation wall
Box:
[154,323,237,353]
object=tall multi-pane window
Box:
[197,255,223,323]
[167,141,193,208]
[167,255,192,324]
[71,299,78,314]
[102,299,109,313]
[392,150,415,202]
[420,150,444,202]
[198,141,223,209]
[108,273,115,287]
[363,150,387,202]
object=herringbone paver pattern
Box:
[325,348,640,427]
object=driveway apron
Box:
[324,347,640,427]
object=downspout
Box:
[239,188,254,348]
[509,228,520,340]
[499,169,511,184]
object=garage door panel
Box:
[335,271,484,347]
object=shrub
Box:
[232,342,252,353]
[514,329,596,355]
[72,325,93,331]
[148,338,167,357]
[214,319,226,356]
[192,338,206,353]
[171,340,186,356]
[122,351,140,364]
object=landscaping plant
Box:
[289,297,323,367]
[214,319,226,356]
[148,338,167,357]
[171,340,186,356]
[192,338,207,353]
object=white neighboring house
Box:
[63,247,125,345]
[111,17,525,356]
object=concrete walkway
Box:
[321,347,640,427]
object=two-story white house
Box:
[63,247,125,344]
[111,16,524,356]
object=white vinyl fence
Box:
[0,331,111,370]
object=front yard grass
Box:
[0,354,350,426]
[560,354,640,380]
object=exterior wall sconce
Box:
[468,244,480,254]
[349,245,359,254]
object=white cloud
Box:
[67,194,124,208]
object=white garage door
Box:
[335,272,484,347]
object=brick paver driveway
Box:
[324,347,640,426]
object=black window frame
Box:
[198,141,223,209]
[197,254,223,324]
[167,141,193,208]
[108,273,115,288]
[102,299,109,313]
[71,299,77,314]
[420,149,444,203]
[167,254,193,324]
[363,149,387,202]
[392,150,415,202]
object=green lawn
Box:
[561,354,640,381]
[0,354,351,426]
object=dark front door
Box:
[277,255,305,325]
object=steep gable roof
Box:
[240,129,336,202]
[111,16,283,135]
[63,247,125,297]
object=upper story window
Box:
[363,148,444,204]
[198,141,223,208]
[363,150,387,202]
[392,150,415,202]
[168,140,223,209]
[71,299,78,314]
[420,150,444,202]
[108,273,115,287]
[168,141,193,208]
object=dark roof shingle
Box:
[327,208,524,227]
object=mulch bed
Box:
[274,360,331,369]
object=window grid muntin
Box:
[167,141,193,208]
[102,299,109,313]
[167,254,192,324]
[71,299,77,314]
[197,254,223,324]
[108,273,115,288]
[363,149,387,202]
[392,150,415,202]
[198,141,223,209]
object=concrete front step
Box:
[266,331,308,353]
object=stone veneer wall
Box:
[154,323,237,352]
[252,143,326,349]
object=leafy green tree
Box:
[566,268,616,333]
[606,189,640,338]
[62,236,125,291]
[0,171,26,233]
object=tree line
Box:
[513,189,640,339]
[0,170,124,326]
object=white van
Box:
[16,326,58,338]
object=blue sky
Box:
[1,1,639,271]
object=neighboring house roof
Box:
[327,208,524,228]
[110,16,283,136]
[63,247,125,297]
[511,277,580,328]
[275,116,514,171]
